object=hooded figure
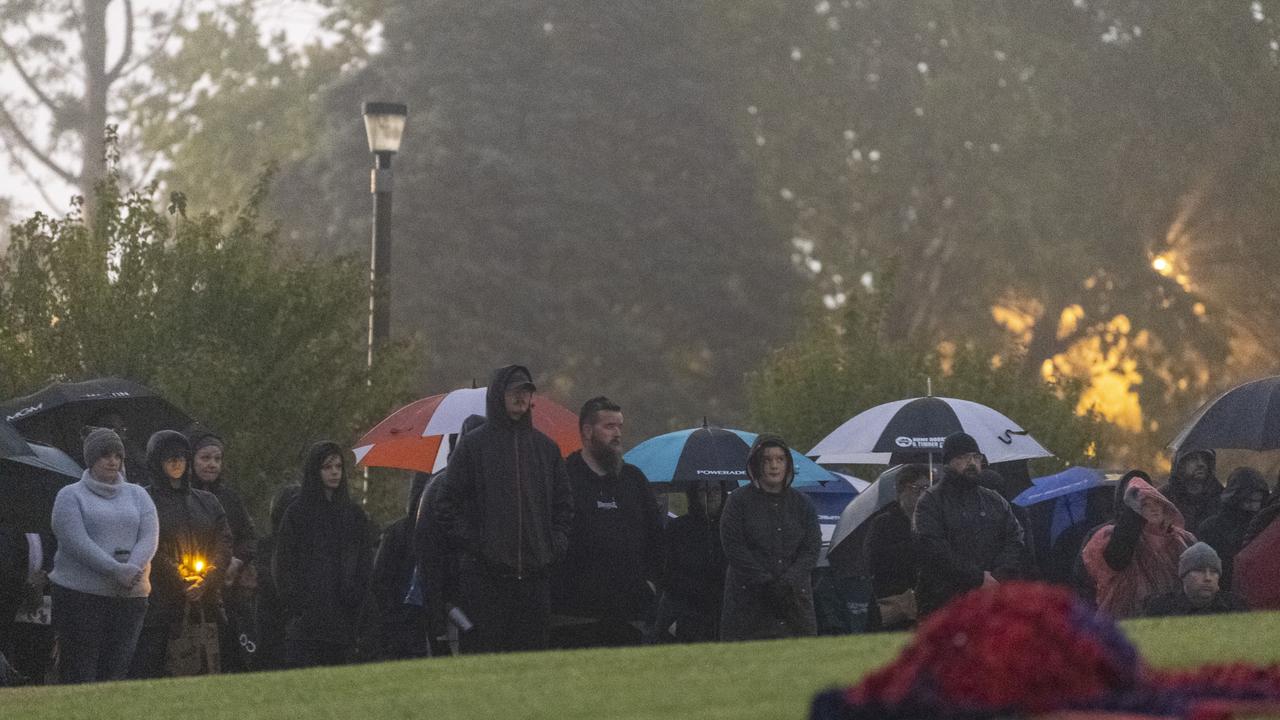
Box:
[1160,449,1222,535]
[272,442,373,667]
[1197,467,1270,589]
[252,483,300,671]
[369,472,431,659]
[718,435,821,641]
[129,430,233,679]
[656,479,733,642]
[1082,477,1195,619]
[434,366,574,653]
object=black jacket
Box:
[273,442,374,644]
[1198,468,1269,589]
[866,503,916,600]
[914,467,1027,615]
[371,473,430,630]
[435,365,574,577]
[143,431,234,626]
[719,435,821,641]
[1143,589,1249,617]
[552,451,662,620]
[187,430,258,564]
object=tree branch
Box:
[5,142,68,211]
[105,0,134,83]
[120,0,189,79]
[0,103,78,185]
[0,37,65,117]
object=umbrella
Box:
[1,443,81,533]
[808,396,1053,465]
[1,418,38,459]
[798,474,864,564]
[353,388,582,473]
[824,464,917,575]
[623,425,835,487]
[0,378,194,461]
[1169,375,1280,452]
[1233,519,1280,610]
[1013,467,1114,507]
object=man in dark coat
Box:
[129,431,234,678]
[656,480,732,642]
[1198,466,1269,590]
[273,442,374,668]
[1144,542,1248,616]
[370,473,430,659]
[719,434,821,641]
[865,464,930,631]
[1160,449,1222,536]
[914,432,1027,616]
[552,396,662,648]
[185,428,258,672]
[434,365,574,653]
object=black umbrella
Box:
[0,443,82,534]
[0,377,195,464]
[1170,375,1280,452]
[1,418,38,459]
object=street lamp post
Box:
[362,101,408,369]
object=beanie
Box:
[942,432,981,464]
[83,427,126,467]
[1178,542,1222,578]
[191,433,224,454]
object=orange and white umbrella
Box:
[353,388,582,474]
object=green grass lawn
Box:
[5,612,1279,720]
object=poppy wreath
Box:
[811,582,1280,720]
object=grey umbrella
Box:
[825,464,915,575]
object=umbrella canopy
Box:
[623,425,835,487]
[1,443,81,534]
[1169,375,1280,453]
[353,387,582,473]
[0,378,194,462]
[1233,518,1280,610]
[824,464,922,575]
[808,396,1053,465]
[1013,467,1114,507]
[1,418,38,459]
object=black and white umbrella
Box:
[1169,375,1280,453]
[808,396,1053,465]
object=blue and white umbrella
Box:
[808,396,1053,465]
[1013,466,1113,507]
[624,425,835,487]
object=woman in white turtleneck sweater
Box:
[49,427,159,684]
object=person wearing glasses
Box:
[913,432,1028,616]
[865,464,931,631]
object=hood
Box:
[299,440,349,504]
[146,430,193,490]
[1221,466,1269,509]
[269,483,301,533]
[1122,476,1185,532]
[746,433,795,491]
[1170,448,1218,493]
[185,426,226,486]
[683,478,736,519]
[485,365,535,429]
[407,471,431,515]
[1114,469,1153,516]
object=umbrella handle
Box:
[998,429,1029,445]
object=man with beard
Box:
[1160,449,1223,536]
[551,397,662,647]
[913,432,1027,615]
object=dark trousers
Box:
[550,618,644,649]
[51,585,147,684]
[0,623,54,684]
[284,618,353,668]
[127,624,171,678]
[456,568,550,654]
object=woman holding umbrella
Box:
[719,435,821,641]
[48,428,159,683]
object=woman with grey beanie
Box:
[49,427,159,683]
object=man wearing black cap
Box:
[912,431,1027,615]
[435,365,574,653]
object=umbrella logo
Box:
[5,403,43,423]
[895,436,945,449]
[696,469,746,476]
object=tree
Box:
[0,166,419,520]
[275,0,803,439]
[747,290,1104,475]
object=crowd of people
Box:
[1,363,1277,686]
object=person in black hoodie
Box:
[913,433,1027,616]
[129,431,233,678]
[1198,466,1269,590]
[434,365,574,653]
[551,396,662,648]
[719,434,821,641]
[253,483,299,671]
[272,442,373,667]
[185,428,258,672]
[1160,449,1222,536]
[656,479,733,643]
[370,473,430,659]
